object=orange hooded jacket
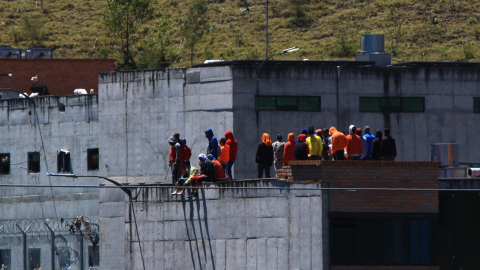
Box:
[283,133,296,166]
[329,127,348,153]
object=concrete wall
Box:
[99,180,328,270]
[0,95,99,219]
[97,67,234,184]
[232,65,480,178]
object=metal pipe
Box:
[16,224,27,270]
[468,168,480,177]
[44,223,55,270]
[79,231,84,270]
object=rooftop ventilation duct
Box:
[355,34,391,67]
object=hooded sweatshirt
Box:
[256,133,274,166]
[224,131,238,161]
[283,133,296,166]
[168,136,182,163]
[356,128,368,158]
[199,154,215,181]
[329,127,348,153]
[295,134,310,160]
[295,128,308,143]
[371,130,383,160]
[205,129,219,158]
[346,125,362,159]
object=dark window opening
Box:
[28,248,41,270]
[57,150,71,173]
[474,98,480,113]
[330,215,433,266]
[0,249,11,269]
[87,149,99,171]
[0,153,10,175]
[88,246,100,267]
[360,97,425,112]
[255,96,321,111]
[28,152,40,173]
[58,103,65,112]
[56,247,70,269]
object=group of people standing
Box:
[255,125,397,178]
[168,129,238,197]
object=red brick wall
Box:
[277,161,439,213]
[331,266,439,270]
[0,59,115,95]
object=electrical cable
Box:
[0,183,479,192]
[130,196,146,270]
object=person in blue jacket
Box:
[205,128,219,159]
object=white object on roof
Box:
[90,89,94,94]
[60,149,70,154]
[74,89,88,95]
[31,75,38,83]
[19,93,27,98]
[29,92,39,98]
[203,60,224,64]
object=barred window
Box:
[360,97,424,112]
[255,96,321,111]
[0,153,9,175]
[88,148,99,171]
[28,152,40,173]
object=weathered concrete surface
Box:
[98,180,329,270]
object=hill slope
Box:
[1,0,480,67]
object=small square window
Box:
[28,248,41,270]
[87,149,99,171]
[0,153,10,175]
[57,150,71,173]
[474,98,480,113]
[28,152,40,173]
[0,249,11,269]
[88,246,100,268]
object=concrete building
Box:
[1,60,480,269]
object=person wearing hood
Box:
[208,154,226,180]
[363,126,375,158]
[173,160,199,195]
[329,127,348,160]
[218,137,230,174]
[346,125,362,160]
[168,133,183,186]
[181,138,192,173]
[295,128,308,143]
[295,134,310,160]
[224,131,238,179]
[371,130,383,160]
[272,134,285,177]
[205,129,219,159]
[380,128,397,161]
[187,154,216,198]
[283,133,296,166]
[321,128,331,160]
[306,126,322,160]
[255,133,274,178]
[356,128,368,160]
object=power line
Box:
[0,183,479,192]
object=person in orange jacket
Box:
[329,127,348,160]
[346,125,362,160]
[218,137,230,175]
[283,133,296,166]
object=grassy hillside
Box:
[1,0,480,68]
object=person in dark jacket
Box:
[380,128,397,161]
[205,129,219,159]
[255,133,274,178]
[371,130,383,160]
[295,134,310,160]
[187,154,215,198]
[322,128,331,160]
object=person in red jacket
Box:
[208,154,226,180]
[224,131,238,179]
[346,125,362,160]
[283,133,296,166]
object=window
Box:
[0,249,11,269]
[360,97,425,112]
[474,98,480,113]
[255,96,321,111]
[57,247,70,269]
[88,246,100,268]
[28,248,41,270]
[330,215,433,266]
[87,149,99,171]
[57,149,71,173]
[28,152,40,173]
[0,153,10,175]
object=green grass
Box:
[1,0,480,68]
